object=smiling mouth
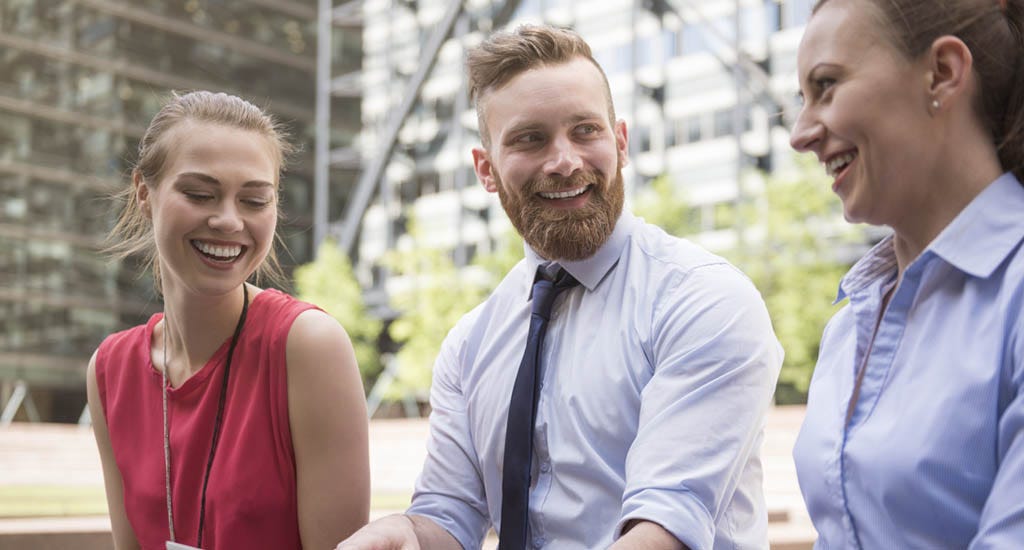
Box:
[191,240,245,263]
[537,185,592,200]
[825,151,857,177]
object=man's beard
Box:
[494,163,624,261]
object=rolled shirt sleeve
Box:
[617,264,783,549]
[407,317,491,550]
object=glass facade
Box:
[0,0,362,421]
[353,0,810,298]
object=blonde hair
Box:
[466,24,615,148]
[107,90,296,293]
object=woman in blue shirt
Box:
[788,0,1024,547]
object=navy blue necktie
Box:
[498,265,578,550]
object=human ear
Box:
[614,119,630,167]
[927,35,973,113]
[133,171,152,218]
[472,147,498,193]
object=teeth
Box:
[193,241,242,260]
[539,186,589,199]
[825,152,857,176]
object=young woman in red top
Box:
[86,90,369,549]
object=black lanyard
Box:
[164,283,249,547]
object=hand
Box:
[335,514,421,550]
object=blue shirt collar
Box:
[525,209,637,292]
[836,235,898,303]
[928,172,1024,278]
[837,172,1024,302]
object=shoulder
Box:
[448,258,532,343]
[286,307,353,360]
[254,288,319,318]
[99,321,152,353]
[627,220,760,302]
[248,289,322,343]
[630,220,738,275]
[94,319,155,376]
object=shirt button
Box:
[533,536,545,547]
[540,462,550,473]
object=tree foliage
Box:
[634,156,862,402]
[633,175,701,236]
[293,239,382,386]
[382,222,524,399]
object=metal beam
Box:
[0,33,314,123]
[77,0,316,72]
[244,0,317,20]
[0,381,40,425]
[0,159,116,193]
[0,223,104,250]
[0,94,146,138]
[663,0,795,126]
[314,0,333,252]
[331,0,467,255]
[0,289,156,316]
[489,0,524,31]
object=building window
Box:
[713,108,734,138]
[684,115,702,143]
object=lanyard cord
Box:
[163,283,250,547]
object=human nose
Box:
[789,105,825,153]
[208,200,244,233]
[543,135,583,178]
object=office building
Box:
[0,0,362,422]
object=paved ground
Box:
[0,405,815,548]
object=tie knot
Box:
[531,266,578,319]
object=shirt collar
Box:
[837,234,898,303]
[927,172,1024,279]
[524,209,637,291]
[836,172,1024,301]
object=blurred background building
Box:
[3,0,831,422]
[0,0,363,422]
[320,0,814,311]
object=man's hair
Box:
[466,24,616,148]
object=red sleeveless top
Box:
[96,289,317,550]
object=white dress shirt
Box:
[407,211,783,549]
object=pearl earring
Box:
[931,99,940,110]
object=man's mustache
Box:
[523,171,602,195]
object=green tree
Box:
[472,227,525,282]
[293,239,382,386]
[384,227,486,399]
[634,156,861,402]
[633,175,701,236]
[728,156,862,402]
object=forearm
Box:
[406,514,462,549]
[609,520,687,550]
[334,513,460,550]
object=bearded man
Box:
[338,24,782,550]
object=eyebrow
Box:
[564,112,606,125]
[802,62,840,86]
[504,111,607,137]
[175,172,275,189]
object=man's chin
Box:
[522,211,618,261]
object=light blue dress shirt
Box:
[407,211,783,549]
[793,173,1024,549]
